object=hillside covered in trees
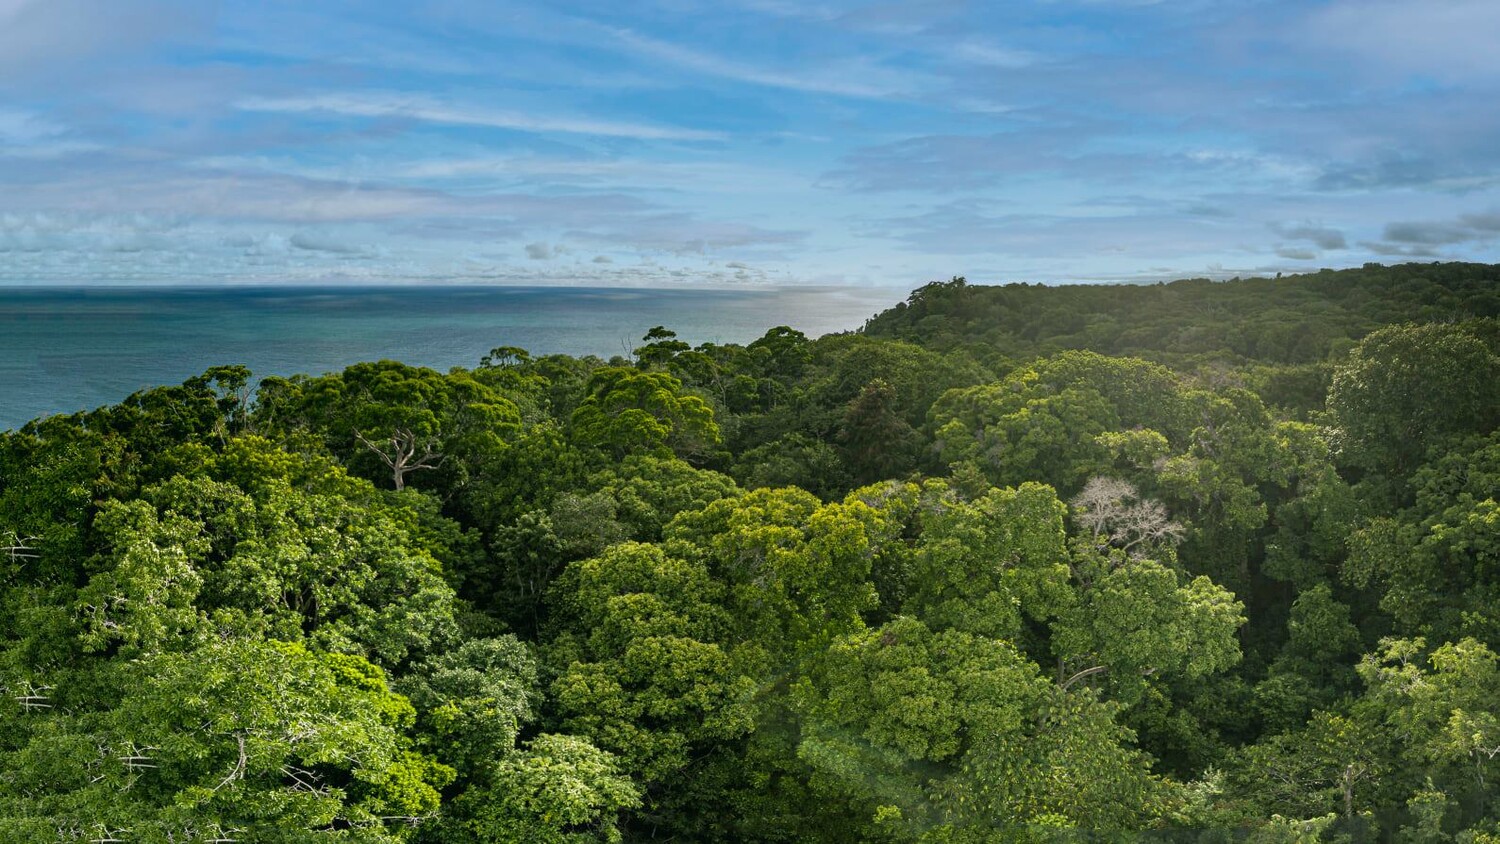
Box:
[2,261,1499,842]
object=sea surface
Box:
[0,285,901,431]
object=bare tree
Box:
[1070,476,1184,556]
[354,428,445,491]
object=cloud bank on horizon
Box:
[2,0,1499,286]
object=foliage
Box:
[4,261,1500,839]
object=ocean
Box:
[0,285,902,431]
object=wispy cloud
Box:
[949,40,1039,69]
[6,0,1500,286]
[237,93,726,142]
[604,26,916,99]
[0,108,102,159]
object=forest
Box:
[1,260,1498,842]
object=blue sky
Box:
[2,0,1499,287]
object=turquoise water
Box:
[0,285,901,431]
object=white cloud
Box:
[237,92,726,141]
[0,109,105,159]
[379,155,810,194]
[950,41,1038,69]
[0,109,60,144]
[605,27,916,99]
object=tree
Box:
[1231,709,1388,823]
[355,426,446,492]
[570,367,721,461]
[634,326,692,370]
[1344,431,1500,645]
[796,616,1177,836]
[0,639,452,840]
[255,361,521,493]
[546,542,755,782]
[902,481,1072,641]
[1052,550,1244,703]
[1360,638,1500,815]
[663,486,885,665]
[1070,476,1185,558]
[839,379,921,485]
[399,636,538,782]
[930,352,1189,495]
[441,734,639,844]
[1327,323,1500,481]
[76,442,461,667]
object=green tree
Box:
[570,367,721,461]
[902,481,1072,641]
[839,379,922,485]
[441,734,639,844]
[255,361,521,492]
[0,639,451,840]
[1327,323,1500,482]
[546,542,755,782]
[796,616,1176,836]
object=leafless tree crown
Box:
[1070,476,1184,555]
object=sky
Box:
[2,0,1499,287]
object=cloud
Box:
[1382,221,1473,246]
[237,93,726,141]
[1360,241,1440,258]
[0,210,808,285]
[289,232,369,255]
[9,0,1500,286]
[0,0,208,74]
[1361,210,1500,257]
[567,215,805,256]
[824,127,1296,193]
[1300,0,1500,83]
[950,40,1038,69]
[0,108,103,159]
[731,0,964,35]
[377,154,807,195]
[0,212,401,282]
[1460,212,1500,231]
[0,211,187,254]
[1313,155,1500,193]
[1270,222,1347,250]
[0,156,678,229]
[524,241,573,260]
[3,168,464,222]
[827,131,1074,192]
[1275,247,1317,261]
[0,108,63,144]
[865,199,1244,260]
[603,26,916,98]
